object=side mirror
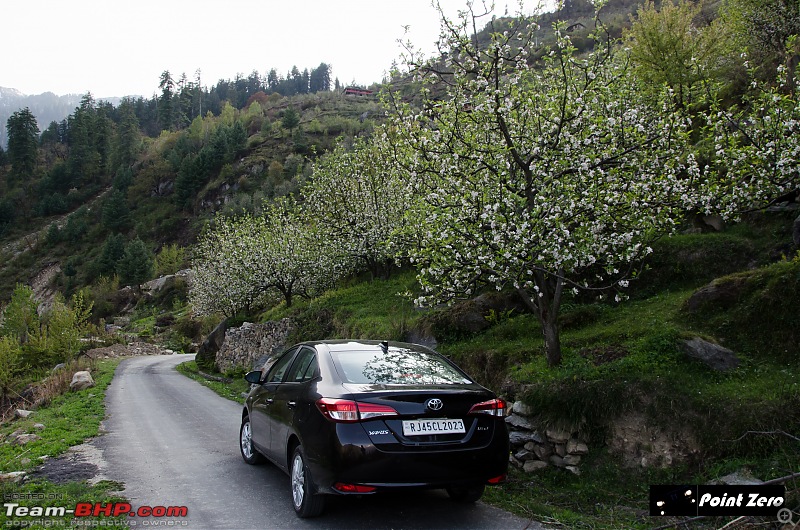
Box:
[244,371,262,384]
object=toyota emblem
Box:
[426,398,444,411]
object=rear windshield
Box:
[330,347,473,385]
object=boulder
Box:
[14,409,34,419]
[710,471,764,486]
[685,277,747,313]
[0,472,26,484]
[794,214,800,247]
[14,434,41,445]
[196,319,227,371]
[70,371,95,391]
[681,337,740,372]
[424,291,529,340]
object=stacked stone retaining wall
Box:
[215,318,294,374]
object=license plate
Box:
[402,418,465,436]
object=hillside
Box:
[0,0,799,525]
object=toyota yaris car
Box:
[239,340,510,518]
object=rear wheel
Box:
[290,445,325,518]
[446,483,485,503]
[239,416,265,465]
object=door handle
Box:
[287,401,296,409]
[265,398,274,405]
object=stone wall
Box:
[215,319,295,374]
[506,401,589,475]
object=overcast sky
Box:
[2,0,555,99]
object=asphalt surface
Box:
[99,354,544,530]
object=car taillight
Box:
[333,482,377,494]
[316,398,399,423]
[487,474,507,484]
[467,398,509,417]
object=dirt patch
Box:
[579,345,629,366]
[610,412,701,468]
[31,441,110,485]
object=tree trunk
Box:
[518,271,565,367]
[541,312,562,367]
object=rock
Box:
[701,214,725,232]
[15,409,34,419]
[546,429,571,444]
[505,414,533,430]
[685,277,747,313]
[532,443,554,461]
[549,455,566,468]
[681,337,740,372]
[555,443,567,457]
[14,434,41,445]
[0,472,27,484]
[509,430,544,446]
[794,214,800,247]
[33,424,45,430]
[566,466,581,476]
[423,291,529,340]
[567,439,589,455]
[70,371,95,391]
[563,455,582,466]
[523,460,549,473]
[711,472,764,486]
[512,401,534,416]
[523,441,537,452]
[514,449,535,461]
[196,319,228,370]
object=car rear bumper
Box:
[305,422,509,494]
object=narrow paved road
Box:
[99,354,544,529]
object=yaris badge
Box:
[426,398,443,411]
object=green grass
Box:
[0,359,128,528]
[261,269,423,343]
[176,360,249,404]
[0,360,119,472]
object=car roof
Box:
[298,340,436,355]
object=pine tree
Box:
[117,238,154,287]
[6,107,40,182]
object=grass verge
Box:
[0,359,128,528]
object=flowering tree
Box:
[703,59,800,218]
[190,198,342,316]
[386,4,698,366]
[304,131,412,279]
[190,216,264,317]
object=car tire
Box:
[239,416,265,465]
[446,483,485,503]
[290,445,325,518]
